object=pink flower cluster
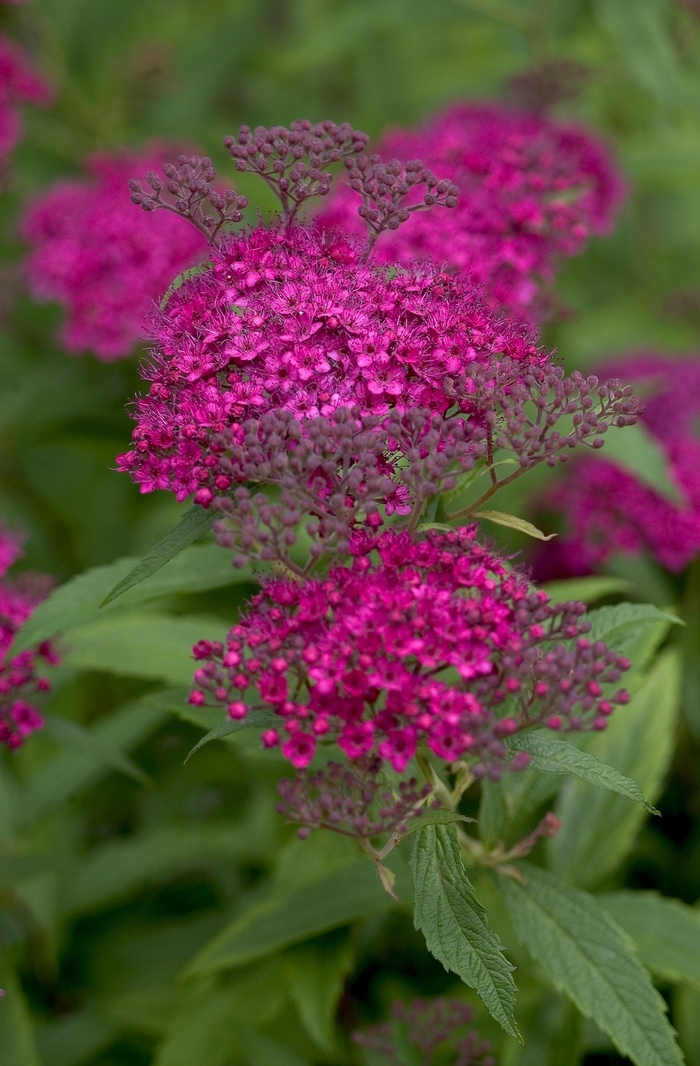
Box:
[318,102,625,318]
[0,526,59,748]
[117,223,544,499]
[22,149,207,360]
[0,34,52,169]
[540,353,700,575]
[189,527,629,775]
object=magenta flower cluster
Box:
[0,34,52,170]
[116,223,545,499]
[22,148,207,360]
[353,997,495,1066]
[189,527,629,776]
[318,102,625,318]
[540,353,700,574]
[0,526,59,748]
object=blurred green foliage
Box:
[3,1,700,1064]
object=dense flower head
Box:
[0,526,59,749]
[117,223,547,499]
[318,101,625,317]
[538,353,700,575]
[22,148,207,360]
[189,527,630,775]
[353,997,495,1066]
[0,34,52,169]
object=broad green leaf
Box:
[42,712,150,785]
[184,709,279,762]
[598,421,683,503]
[473,510,556,541]
[241,1030,311,1066]
[599,892,700,990]
[0,956,41,1066]
[411,824,519,1039]
[594,0,687,110]
[63,612,226,684]
[581,603,679,673]
[479,779,507,848]
[101,505,216,607]
[153,961,287,1066]
[18,699,170,829]
[0,854,60,889]
[542,576,632,605]
[404,809,476,834]
[61,794,274,914]
[548,651,680,888]
[187,845,392,975]
[285,929,354,1053]
[498,864,683,1066]
[507,733,656,812]
[14,543,250,654]
[34,1012,115,1066]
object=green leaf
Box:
[508,995,581,1066]
[0,854,60,889]
[187,845,392,976]
[479,779,507,848]
[61,794,274,914]
[13,543,249,654]
[101,505,216,607]
[18,699,170,829]
[410,823,519,1039]
[594,0,687,110]
[241,1030,311,1066]
[598,891,700,990]
[42,712,150,785]
[506,733,657,812]
[404,809,476,834]
[473,510,556,541]
[581,602,680,672]
[498,864,683,1066]
[184,709,279,763]
[0,956,41,1066]
[34,1012,115,1066]
[542,576,632,605]
[285,929,354,1052]
[597,420,683,503]
[676,985,700,1066]
[160,262,213,309]
[63,612,227,685]
[548,651,680,888]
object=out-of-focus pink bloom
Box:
[0,34,52,168]
[539,353,700,575]
[190,527,630,775]
[0,525,59,749]
[318,102,625,319]
[22,148,207,360]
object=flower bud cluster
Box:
[318,101,625,319]
[0,526,59,749]
[117,224,544,499]
[22,148,207,360]
[223,120,369,221]
[344,153,458,242]
[276,755,434,840]
[0,34,52,171]
[129,154,249,243]
[189,527,629,774]
[353,997,495,1066]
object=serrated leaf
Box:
[13,543,249,655]
[160,262,213,309]
[0,956,41,1066]
[42,712,150,785]
[498,864,683,1066]
[542,576,632,605]
[410,823,519,1039]
[404,809,476,834]
[473,510,556,541]
[187,849,392,976]
[285,929,354,1052]
[63,612,226,684]
[507,733,656,812]
[184,709,279,763]
[582,602,680,671]
[599,891,700,990]
[548,651,680,888]
[18,699,170,829]
[101,505,216,607]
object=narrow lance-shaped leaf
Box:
[184,709,279,763]
[473,510,556,541]
[42,712,150,785]
[498,863,684,1066]
[101,504,215,606]
[506,733,657,812]
[411,823,519,1040]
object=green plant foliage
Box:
[599,891,700,990]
